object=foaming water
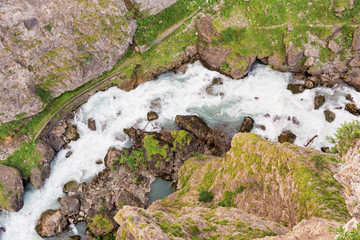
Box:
[0,61,359,239]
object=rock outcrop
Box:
[255,217,340,240]
[0,0,137,123]
[0,164,24,212]
[112,133,349,238]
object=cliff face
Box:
[113,133,349,239]
[0,0,138,123]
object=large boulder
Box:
[0,164,24,212]
[175,115,211,141]
[35,209,68,238]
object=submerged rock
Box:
[239,117,254,133]
[0,164,24,212]
[35,209,68,238]
[278,130,297,144]
[314,95,325,110]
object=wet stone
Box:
[345,103,360,116]
[147,111,159,121]
[314,95,325,110]
[287,84,305,94]
[278,130,297,144]
[324,110,336,122]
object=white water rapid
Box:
[1,61,359,239]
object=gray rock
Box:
[344,68,360,91]
[314,95,325,110]
[324,110,336,122]
[66,123,79,141]
[35,209,68,238]
[304,80,314,89]
[133,0,178,16]
[328,40,341,53]
[60,196,80,215]
[147,111,159,121]
[0,165,24,212]
[278,130,297,144]
[24,18,39,30]
[48,134,65,152]
[30,166,45,189]
[63,181,79,194]
[352,28,360,51]
[239,117,254,133]
[88,118,97,131]
[35,141,55,164]
[286,41,304,67]
[0,0,137,123]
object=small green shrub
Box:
[330,224,360,240]
[218,191,235,207]
[43,23,52,32]
[198,189,214,203]
[220,27,236,42]
[35,85,53,104]
[220,63,231,72]
[327,120,360,156]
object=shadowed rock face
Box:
[0,164,24,212]
[0,0,137,123]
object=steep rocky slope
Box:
[113,133,349,239]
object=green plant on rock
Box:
[118,148,145,171]
[330,224,360,240]
[198,189,214,203]
[143,134,168,160]
[218,191,235,207]
[1,141,41,178]
[0,182,12,209]
[327,120,360,156]
[88,214,114,236]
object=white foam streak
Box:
[0,61,359,239]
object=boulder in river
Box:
[278,130,297,144]
[147,111,159,121]
[345,103,360,116]
[0,164,24,212]
[239,117,254,133]
[65,123,79,141]
[324,110,336,122]
[287,84,305,94]
[35,209,68,238]
[314,95,325,110]
[88,118,97,131]
[175,115,211,141]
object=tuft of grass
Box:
[43,23,52,33]
[88,214,114,236]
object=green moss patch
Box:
[88,214,115,236]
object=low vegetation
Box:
[327,120,360,156]
[331,224,360,240]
